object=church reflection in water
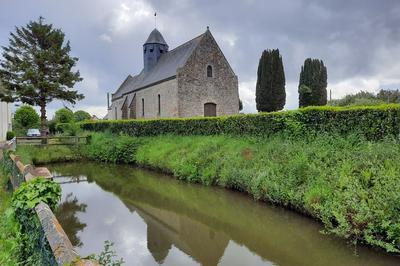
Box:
[127,202,229,265]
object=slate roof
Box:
[112,32,205,100]
[145,28,168,45]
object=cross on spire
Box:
[154,12,157,28]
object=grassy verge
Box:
[17,132,400,253]
[16,145,82,165]
[0,165,20,265]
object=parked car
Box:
[27,128,41,137]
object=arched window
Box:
[114,107,117,119]
[142,98,145,117]
[207,65,213,77]
[204,102,217,117]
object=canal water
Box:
[48,162,399,266]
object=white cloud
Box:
[99,33,112,43]
[110,1,153,35]
[239,79,257,113]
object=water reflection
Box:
[55,193,87,247]
[49,162,400,266]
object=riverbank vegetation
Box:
[0,167,20,266]
[16,131,400,253]
[76,104,400,141]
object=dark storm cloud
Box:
[1,0,399,115]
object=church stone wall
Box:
[177,31,239,118]
[135,79,179,119]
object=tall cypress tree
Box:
[255,49,286,112]
[298,58,327,107]
[0,17,83,135]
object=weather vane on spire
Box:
[154,12,157,28]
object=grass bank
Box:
[17,132,400,253]
[16,145,82,165]
[0,164,20,265]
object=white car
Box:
[27,128,41,137]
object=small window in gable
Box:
[207,65,213,77]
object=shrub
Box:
[75,104,400,141]
[11,178,60,264]
[74,110,91,122]
[14,105,40,128]
[6,131,15,140]
[56,122,81,136]
[54,108,74,124]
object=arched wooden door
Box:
[204,102,217,117]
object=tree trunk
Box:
[40,102,48,137]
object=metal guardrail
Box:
[16,136,90,146]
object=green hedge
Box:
[75,105,400,140]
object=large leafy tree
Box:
[255,49,286,112]
[298,58,327,107]
[0,17,83,135]
[74,110,91,122]
[54,108,74,124]
[14,105,40,128]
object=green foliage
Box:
[16,145,81,165]
[0,17,83,133]
[14,105,40,128]
[76,104,400,141]
[81,132,147,164]
[329,90,400,107]
[11,177,60,264]
[55,108,74,124]
[377,89,400,103]
[56,121,81,136]
[256,49,286,112]
[0,168,20,266]
[48,119,57,135]
[81,132,400,252]
[96,240,124,266]
[74,110,91,122]
[6,131,15,141]
[299,58,328,107]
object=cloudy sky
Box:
[1,0,399,117]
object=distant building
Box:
[0,101,11,140]
[107,27,239,119]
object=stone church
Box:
[107,27,239,119]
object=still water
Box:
[48,162,399,266]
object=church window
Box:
[114,107,117,119]
[158,94,161,115]
[207,65,213,77]
[150,48,154,53]
[144,48,147,53]
[160,49,163,53]
[142,98,145,117]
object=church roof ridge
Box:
[112,31,207,100]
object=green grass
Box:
[0,167,20,266]
[16,145,82,165]
[18,132,400,253]
[87,133,400,253]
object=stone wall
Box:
[109,79,178,120]
[177,30,239,117]
[134,78,179,119]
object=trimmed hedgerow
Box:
[73,105,400,140]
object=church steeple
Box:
[143,28,168,72]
